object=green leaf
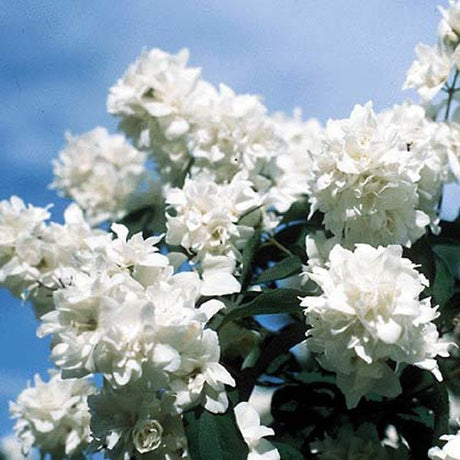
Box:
[433,241,460,281]
[393,416,433,459]
[255,256,303,284]
[183,408,248,460]
[439,219,460,243]
[272,442,304,460]
[217,289,306,330]
[280,199,310,225]
[398,368,450,454]
[237,322,307,400]
[117,204,164,237]
[404,235,435,284]
[432,251,455,309]
[240,229,261,289]
[432,382,450,440]
[397,406,434,429]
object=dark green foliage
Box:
[255,256,303,284]
[183,407,249,460]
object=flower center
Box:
[132,417,163,453]
[69,317,98,334]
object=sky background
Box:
[0,0,458,446]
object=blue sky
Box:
[0,0,457,441]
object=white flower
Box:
[404,43,452,101]
[165,325,235,414]
[166,174,263,294]
[107,47,211,184]
[86,223,171,287]
[444,122,460,181]
[301,244,450,408]
[268,109,322,213]
[36,221,175,381]
[0,196,50,298]
[429,430,460,459]
[234,402,280,460]
[199,254,242,296]
[52,127,147,225]
[28,204,104,317]
[38,270,155,382]
[0,435,35,460]
[439,1,460,45]
[307,102,432,248]
[9,371,95,458]
[107,47,284,188]
[89,383,188,459]
[310,423,409,459]
[302,231,340,280]
[166,173,261,259]
[0,198,106,318]
[38,254,233,412]
[378,101,452,234]
[188,84,282,184]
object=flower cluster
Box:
[301,244,450,408]
[1,200,235,457]
[306,101,450,248]
[0,197,102,317]
[88,381,188,459]
[166,173,263,294]
[36,221,234,414]
[10,372,95,458]
[4,3,460,457]
[268,109,321,213]
[107,48,282,190]
[52,127,148,225]
[404,0,460,102]
[107,46,316,231]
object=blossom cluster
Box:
[301,244,449,408]
[52,127,148,225]
[306,101,452,248]
[9,372,95,458]
[404,0,460,102]
[2,1,460,458]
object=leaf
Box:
[433,241,460,280]
[217,289,306,330]
[432,382,450,440]
[432,252,455,310]
[393,416,433,460]
[272,442,304,460]
[280,199,310,225]
[255,256,303,284]
[117,204,163,237]
[240,229,261,289]
[237,322,307,400]
[397,368,449,455]
[404,235,435,285]
[397,406,434,429]
[439,219,460,243]
[183,407,248,460]
[271,382,343,428]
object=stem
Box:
[267,237,293,256]
[444,69,459,121]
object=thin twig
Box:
[444,69,459,121]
